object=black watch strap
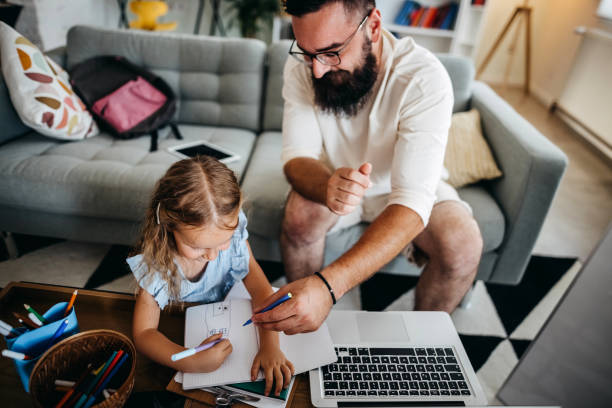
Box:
[314,271,337,305]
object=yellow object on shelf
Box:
[129,1,177,31]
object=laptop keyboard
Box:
[320,346,472,398]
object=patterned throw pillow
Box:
[0,22,98,140]
[444,109,503,188]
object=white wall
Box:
[12,0,270,52]
[475,0,611,106]
[13,0,119,51]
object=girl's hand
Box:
[251,344,295,396]
[184,333,233,373]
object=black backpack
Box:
[69,55,182,151]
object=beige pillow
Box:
[0,22,98,140]
[444,109,502,188]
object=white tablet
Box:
[167,140,240,164]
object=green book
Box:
[227,379,291,401]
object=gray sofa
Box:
[0,26,568,286]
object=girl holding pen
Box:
[129,157,294,396]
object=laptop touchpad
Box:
[357,313,410,342]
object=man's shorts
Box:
[326,180,473,266]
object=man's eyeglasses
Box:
[289,12,370,67]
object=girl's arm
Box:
[242,242,295,395]
[132,289,232,373]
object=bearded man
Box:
[253,0,483,334]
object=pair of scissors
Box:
[203,386,260,408]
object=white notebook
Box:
[182,296,336,390]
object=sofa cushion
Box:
[445,109,502,188]
[0,125,255,221]
[0,22,98,140]
[457,185,505,252]
[0,74,30,145]
[243,132,504,254]
[65,25,266,132]
[262,40,291,132]
[241,131,289,238]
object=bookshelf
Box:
[378,0,489,58]
[271,0,489,59]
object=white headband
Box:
[156,202,161,225]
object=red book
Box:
[411,7,426,27]
[408,7,420,26]
[422,7,438,28]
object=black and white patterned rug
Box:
[0,234,580,403]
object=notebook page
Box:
[183,299,258,389]
[182,298,336,390]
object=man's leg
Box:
[412,201,483,313]
[280,190,339,282]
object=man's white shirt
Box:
[281,29,454,227]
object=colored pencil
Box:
[55,380,116,393]
[24,304,47,324]
[91,351,124,395]
[83,353,129,408]
[64,290,78,317]
[74,351,119,408]
[55,366,91,408]
[12,312,38,329]
[58,363,101,408]
[2,349,32,360]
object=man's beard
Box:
[311,39,378,117]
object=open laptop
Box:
[309,311,487,407]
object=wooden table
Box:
[0,282,313,407]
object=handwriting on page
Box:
[204,301,230,337]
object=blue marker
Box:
[243,293,292,326]
[47,319,69,348]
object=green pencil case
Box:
[4,301,79,392]
[228,379,290,400]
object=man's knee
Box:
[436,217,483,278]
[282,191,335,246]
[420,203,483,279]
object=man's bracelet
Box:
[314,271,337,305]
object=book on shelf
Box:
[393,1,459,30]
[421,7,438,28]
[411,7,426,26]
[394,0,418,25]
[440,3,459,30]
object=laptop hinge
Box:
[338,402,465,407]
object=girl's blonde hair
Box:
[135,156,242,302]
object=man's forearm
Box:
[322,204,425,298]
[283,157,331,205]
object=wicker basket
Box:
[29,329,136,408]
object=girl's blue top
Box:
[127,210,249,309]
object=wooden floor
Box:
[491,85,612,261]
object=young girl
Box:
[129,156,294,396]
